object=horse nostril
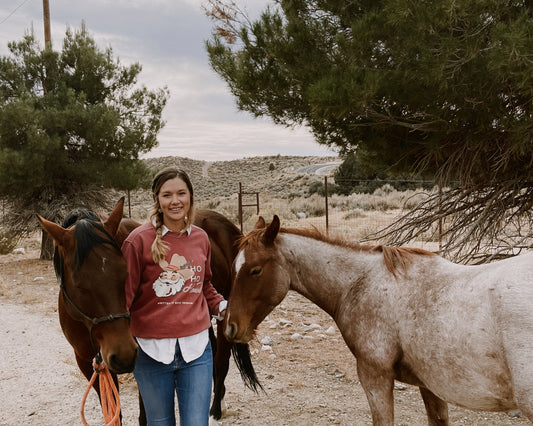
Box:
[108,351,137,374]
[224,322,237,341]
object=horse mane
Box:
[240,225,435,277]
[53,209,120,279]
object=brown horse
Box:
[43,199,261,425]
[37,198,138,403]
[224,215,533,425]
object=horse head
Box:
[224,215,290,343]
[37,198,138,374]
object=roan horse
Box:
[39,198,260,423]
[224,215,533,425]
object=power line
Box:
[0,0,33,26]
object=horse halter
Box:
[59,278,131,351]
[60,280,131,326]
[56,241,131,352]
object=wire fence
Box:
[197,178,442,252]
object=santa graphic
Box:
[152,253,194,297]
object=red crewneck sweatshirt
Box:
[122,222,224,339]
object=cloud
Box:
[0,0,338,160]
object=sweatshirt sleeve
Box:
[201,239,225,315]
[122,238,142,311]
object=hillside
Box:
[142,155,340,200]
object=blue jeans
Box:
[134,340,213,426]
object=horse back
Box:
[194,210,242,298]
[116,217,141,246]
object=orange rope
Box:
[81,357,121,426]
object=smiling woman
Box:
[121,166,228,425]
[156,177,192,233]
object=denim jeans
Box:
[134,339,213,426]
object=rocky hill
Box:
[142,155,340,200]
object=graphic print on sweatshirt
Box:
[152,253,196,297]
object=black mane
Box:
[53,208,120,280]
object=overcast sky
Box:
[0,0,338,161]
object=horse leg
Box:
[499,316,533,422]
[356,361,395,425]
[210,325,231,420]
[419,387,449,426]
[506,353,533,421]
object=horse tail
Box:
[208,326,217,353]
[231,343,263,393]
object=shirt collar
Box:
[161,224,191,237]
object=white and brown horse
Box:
[224,215,533,425]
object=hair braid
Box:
[150,211,169,264]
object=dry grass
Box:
[121,156,437,249]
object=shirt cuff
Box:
[212,300,227,321]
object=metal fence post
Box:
[325,176,329,232]
[238,183,243,233]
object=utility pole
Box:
[43,0,51,49]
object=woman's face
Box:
[157,177,191,230]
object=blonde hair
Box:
[149,167,196,264]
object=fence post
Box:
[127,189,132,218]
[238,183,260,233]
[438,184,443,252]
[238,183,243,233]
[325,176,329,233]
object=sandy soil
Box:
[0,236,530,425]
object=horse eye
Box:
[250,266,262,276]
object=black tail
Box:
[231,342,263,393]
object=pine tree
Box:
[205,0,533,261]
[0,25,168,258]
[206,0,533,185]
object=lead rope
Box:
[81,355,121,426]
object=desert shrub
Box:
[343,209,366,220]
[0,227,19,254]
[287,195,325,217]
[373,184,395,196]
[204,199,221,210]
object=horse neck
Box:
[278,233,371,318]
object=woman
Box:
[122,167,226,425]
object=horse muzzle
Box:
[224,321,253,344]
[104,342,139,374]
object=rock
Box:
[302,323,322,332]
[296,212,306,219]
[290,333,303,340]
[261,336,274,346]
[278,319,293,328]
[508,410,522,418]
[12,248,25,255]
[325,326,336,335]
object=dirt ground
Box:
[0,235,530,425]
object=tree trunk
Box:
[40,230,54,260]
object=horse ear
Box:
[254,216,266,229]
[36,215,67,247]
[263,215,280,245]
[104,197,125,237]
